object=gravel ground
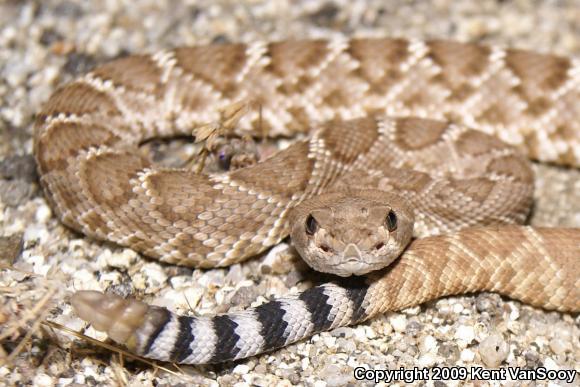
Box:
[0,1,579,386]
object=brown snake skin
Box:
[34,38,580,267]
[33,38,580,364]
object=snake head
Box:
[289,190,414,277]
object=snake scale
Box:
[33,38,579,364]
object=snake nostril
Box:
[320,244,331,253]
[375,242,385,250]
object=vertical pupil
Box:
[305,214,318,235]
[386,210,397,231]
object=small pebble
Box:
[23,223,50,245]
[390,314,407,333]
[524,350,540,368]
[135,262,168,292]
[550,323,573,342]
[198,269,225,287]
[0,154,38,182]
[336,337,356,353]
[32,373,53,387]
[455,325,476,346]
[233,364,250,375]
[452,303,464,314]
[260,243,300,274]
[460,349,476,362]
[406,319,422,336]
[35,204,52,224]
[322,335,336,348]
[417,353,437,367]
[543,357,559,370]
[364,326,377,340]
[229,283,262,307]
[330,327,353,338]
[0,233,23,264]
[97,248,138,269]
[419,335,438,354]
[506,304,520,321]
[224,263,245,283]
[550,338,572,355]
[479,334,509,367]
[352,326,368,341]
[319,364,353,387]
[0,180,34,206]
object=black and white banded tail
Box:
[71,277,370,364]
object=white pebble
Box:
[543,357,559,370]
[134,262,168,292]
[323,335,336,348]
[479,334,509,367]
[403,305,421,315]
[331,327,353,338]
[33,373,53,387]
[260,242,294,274]
[460,349,476,362]
[169,275,194,288]
[353,326,368,341]
[389,314,407,333]
[382,322,393,335]
[550,323,573,341]
[507,304,520,320]
[176,287,205,310]
[26,254,51,276]
[224,263,245,283]
[549,338,571,355]
[35,204,52,223]
[143,263,168,283]
[506,320,521,335]
[71,269,100,291]
[198,269,225,287]
[419,335,438,353]
[364,326,377,339]
[97,248,137,269]
[417,353,437,367]
[321,364,353,387]
[233,364,250,375]
[336,337,356,353]
[98,271,122,285]
[452,302,464,314]
[23,224,50,244]
[57,378,73,386]
[455,325,475,346]
[473,321,490,342]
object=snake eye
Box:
[217,151,232,170]
[385,210,397,232]
[305,214,318,236]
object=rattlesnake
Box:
[33,38,579,364]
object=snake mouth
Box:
[329,259,375,277]
[332,259,367,266]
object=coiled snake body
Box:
[34,38,579,364]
